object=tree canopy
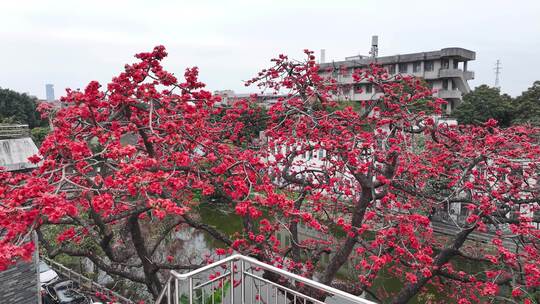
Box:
[0,88,46,128]
[454,82,540,127]
[0,47,539,303]
[453,85,514,127]
[513,81,540,125]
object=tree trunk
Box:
[290,194,305,263]
[319,191,372,286]
[128,215,162,298]
[391,225,476,304]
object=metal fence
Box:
[42,256,134,304]
[155,254,376,304]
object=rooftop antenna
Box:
[494,59,502,88]
[369,35,379,58]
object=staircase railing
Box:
[155,254,376,304]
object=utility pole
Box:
[494,59,502,89]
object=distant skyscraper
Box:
[45,84,55,101]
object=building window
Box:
[387,65,396,74]
[398,63,408,73]
[413,62,421,73]
[318,149,324,159]
[441,59,449,69]
[424,61,434,72]
[365,84,373,94]
[442,79,449,90]
[453,60,459,69]
[342,68,352,77]
[341,86,352,96]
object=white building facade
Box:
[318,47,476,115]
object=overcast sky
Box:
[1,0,539,99]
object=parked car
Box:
[39,260,59,287]
[42,280,92,304]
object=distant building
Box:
[217,39,475,115]
[45,84,55,102]
[319,46,476,115]
[213,90,286,108]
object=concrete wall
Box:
[0,137,39,171]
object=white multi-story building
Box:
[318,46,476,115]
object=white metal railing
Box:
[155,254,376,304]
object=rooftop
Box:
[320,47,476,69]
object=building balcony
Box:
[438,68,475,80]
[438,68,461,78]
[335,75,354,84]
[463,70,475,80]
[156,254,376,304]
[437,89,462,99]
[423,71,440,80]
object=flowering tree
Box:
[242,52,540,303]
[0,47,539,303]
[0,46,265,298]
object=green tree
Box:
[0,88,46,128]
[31,126,50,146]
[512,81,540,125]
[454,85,514,127]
